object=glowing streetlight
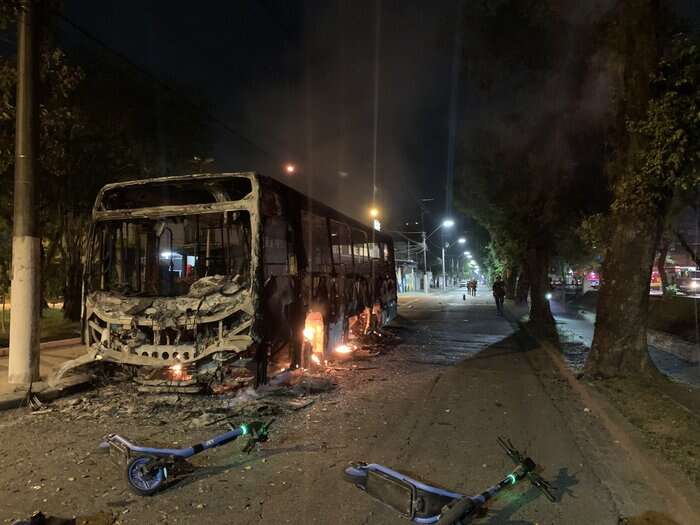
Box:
[284,164,296,174]
[467,254,473,259]
[458,237,466,244]
[463,251,469,255]
[369,207,380,219]
[442,219,455,228]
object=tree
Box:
[586,5,700,377]
[1,6,216,321]
[454,0,612,334]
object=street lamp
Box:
[458,237,466,244]
[369,207,379,219]
[420,218,456,293]
[284,164,296,174]
[439,219,455,291]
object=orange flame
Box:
[169,363,191,381]
[311,354,321,365]
[334,344,352,354]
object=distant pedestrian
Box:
[471,279,478,296]
[492,276,506,314]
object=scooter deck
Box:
[345,463,463,523]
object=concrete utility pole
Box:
[8,0,41,385]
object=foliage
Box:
[0,15,216,319]
[579,213,610,255]
[665,283,679,296]
[455,0,611,285]
[614,36,700,216]
[483,242,505,282]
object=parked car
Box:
[678,270,700,295]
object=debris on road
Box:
[11,510,116,525]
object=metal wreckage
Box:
[53,172,397,389]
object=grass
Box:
[0,307,81,347]
[648,295,700,343]
[597,377,700,491]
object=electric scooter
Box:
[344,436,556,524]
[99,419,274,496]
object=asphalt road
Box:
[1,290,695,524]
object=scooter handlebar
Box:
[242,418,275,453]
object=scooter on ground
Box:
[99,419,274,496]
[343,436,556,524]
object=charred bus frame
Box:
[55,172,397,386]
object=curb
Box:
[515,320,700,524]
[0,337,82,357]
[0,374,93,412]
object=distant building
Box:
[393,239,426,292]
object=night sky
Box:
[56,0,700,241]
[61,0,463,232]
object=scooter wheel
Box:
[126,456,166,496]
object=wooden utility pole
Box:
[8,0,41,384]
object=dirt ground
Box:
[1,291,698,524]
[595,377,700,490]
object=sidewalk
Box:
[547,290,700,387]
[0,339,89,408]
[508,294,700,420]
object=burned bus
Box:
[59,172,397,386]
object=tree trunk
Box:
[586,213,660,378]
[62,214,87,322]
[505,265,517,300]
[674,230,699,267]
[63,254,82,321]
[526,244,555,334]
[657,237,670,295]
[515,267,529,304]
[585,0,663,379]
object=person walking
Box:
[492,276,506,314]
[472,279,478,297]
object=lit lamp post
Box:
[284,163,296,174]
[420,219,454,293]
[369,207,381,231]
[439,219,455,291]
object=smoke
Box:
[460,0,617,190]
[234,1,462,224]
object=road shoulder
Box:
[520,329,700,524]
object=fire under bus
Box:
[54,172,397,387]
